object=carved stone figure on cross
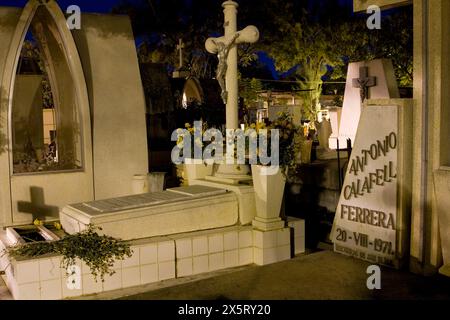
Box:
[213,33,240,104]
[352,66,377,102]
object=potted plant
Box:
[249,112,302,230]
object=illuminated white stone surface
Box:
[329,59,399,150]
[60,186,239,240]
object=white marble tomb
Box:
[60,186,239,240]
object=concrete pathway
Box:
[116,250,450,300]
[2,250,450,300]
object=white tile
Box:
[158,241,175,262]
[239,230,253,248]
[62,273,83,298]
[253,229,277,249]
[278,245,292,261]
[278,245,291,261]
[102,269,122,292]
[122,247,140,268]
[15,260,39,284]
[122,266,141,288]
[17,282,40,300]
[111,259,122,270]
[40,279,62,300]
[208,234,224,253]
[287,218,305,237]
[224,250,239,268]
[295,237,306,254]
[177,258,193,277]
[140,264,158,284]
[209,252,224,271]
[158,261,175,281]
[253,248,263,266]
[224,231,239,251]
[277,228,291,246]
[193,236,208,256]
[82,273,103,295]
[83,259,119,274]
[175,238,192,259]
[193,255,208,274]
[253,247,278,266]
[39,257,62,281]
[239,247,253,265]
[140,243,158,265]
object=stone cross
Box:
[352,66,377,102]
[17,186,59,221]
[176,38,185,70]
[205,1,259,129]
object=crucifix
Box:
[205,1,259,130]
[176,38,185,70]
[352,66,377,102]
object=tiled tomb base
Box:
[0,218,305,300]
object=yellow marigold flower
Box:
[33,218,43,226]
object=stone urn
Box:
[251,165,286,231]
[184,158,213,184]
[434,168,450,277]
[148,172,166,192]
[132,174,149,194]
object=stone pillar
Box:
[223,1,239,129]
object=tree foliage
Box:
[113,0,413,119]
[252,1,413,121]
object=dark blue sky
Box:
[0,0,120,12]
[1,0,355,14]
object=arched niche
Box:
[0,0,94,225]
[182,77,204,108]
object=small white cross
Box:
[176,39,185,70]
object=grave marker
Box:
[331,99,412,268]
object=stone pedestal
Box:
[251,165,286,231]
[253,228,291,265]
[190,178,256,225]
[252,217,285,232]
[184,159,214,185]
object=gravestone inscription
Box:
[332,105,400,267]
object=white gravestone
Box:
[331,100,412,268]
[60,185,239,240]
[329,59,399,150]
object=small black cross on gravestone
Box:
[352,66,377,102]
[17,186,59,221]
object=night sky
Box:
[0,0,355,14]
[0,0,121,12]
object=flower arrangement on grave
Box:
[4,224,132,282]
[175,122,209,160]
[175,122,215,185]
[246,112,303,178]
